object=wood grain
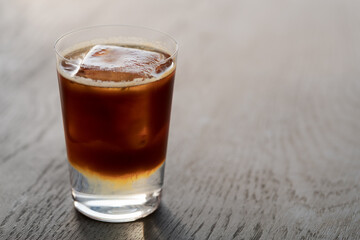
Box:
[1,0,360,239]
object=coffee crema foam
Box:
[56,39,175,88]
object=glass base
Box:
[72,188,161,222]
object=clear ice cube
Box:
[75,45,169,81]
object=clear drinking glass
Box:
[54,25,178,222]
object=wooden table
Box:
[1,0,360,239]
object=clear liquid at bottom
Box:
[69,163,164,222]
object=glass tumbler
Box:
[54,25,177,222]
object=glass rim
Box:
[54,24,179,64]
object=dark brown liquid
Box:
[57,44,175,179]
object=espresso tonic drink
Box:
[55,26,177,222]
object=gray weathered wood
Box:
[1,0,360,239]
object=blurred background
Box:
[1,0,360,239]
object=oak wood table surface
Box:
[1,0,360,239]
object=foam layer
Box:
[57,40,175,88]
